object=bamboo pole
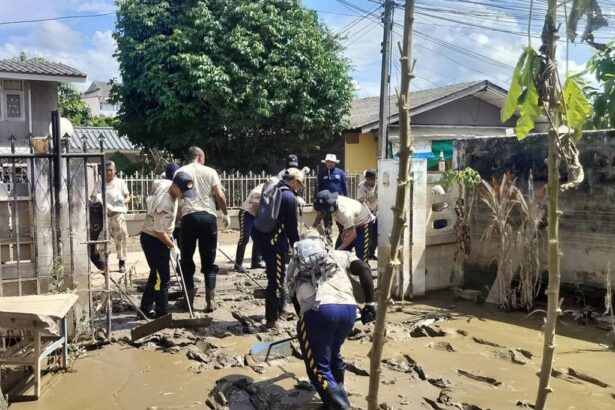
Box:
[366,1,415,408]
[535,0,561,408]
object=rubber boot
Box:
[154,291,169,317]
[205,289,216,313]
[235,247,245,272]
[320,385,351,410]
[176,288,195,311]
[139,285,156,318]
[332,368,345,387]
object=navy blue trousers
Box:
[297,304,356,397]
[256,225,287,322]
[180,211,218,290]
[336,224,370,263]
[369,218,378,258]
[235,210,259,265]
[140,232,170,315]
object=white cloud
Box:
[73,1,116,13]
[30,21,82,52]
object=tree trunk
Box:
[366,1,415,409]
[535,1,561,408]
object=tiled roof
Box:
[0,59,86,79]
[69,127,137,152]
[349,80,502,129]
[84,81,112,98]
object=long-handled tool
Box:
[170,256,194,319]
[217,245,265,290]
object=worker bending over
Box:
[139,172,196,318]
[286,231,376,409]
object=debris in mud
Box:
[378,403,393,410]
[428,378,451,389]
[471,337,504,348]
[410,325,446,338]
[460,404,486,410]
[294,380,313,391]
[383,355,426,380]
[516,401,535,408]
[429,341,456,352]
[508,350,528,365]
[245,355,266,374]
[567,368,610,388]
[346,361,369,376]
[457,370,502,387]
[206,377,285,410]
[436,389,453,406]
[187,350,211,363]
[456,329,469,336]
[423,397,445,410]
[515,348,534,360]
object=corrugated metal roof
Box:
[0,59,86,79]
[69,127,137,152]
[349,80,504,130]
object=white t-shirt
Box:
[91,177,130,213]
[357,180,378,213]
[176,163,221,217]
[332,196,375,230]
[141,190,177,237]
[289,250,358,314]
[240,183,265,216]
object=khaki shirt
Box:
[142,191,177,237]
[240,183,265,216]
[176,163,221,217]
[357,180,377,213]
[332,196,374,230]
[91,177,130,213]
[290,250,358,314]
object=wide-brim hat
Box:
[313,190,338,214]
[321,153,340,164]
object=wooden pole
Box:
[535,0,561,408]
[366,1,415,408]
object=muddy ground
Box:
[9,231,615,409]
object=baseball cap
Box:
[165,162,181,180]
[286,154,299,168]
[365,169,377,178]
[285,167,305,187]
[172,171,197,198]
[314,190,338,214]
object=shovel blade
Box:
[250,340,292,361]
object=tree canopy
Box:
[586,41,615,129]
[113,0,354,171]
[58,83,92,126]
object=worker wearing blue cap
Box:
[139,171,196,318]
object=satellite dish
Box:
[48,117,75,139]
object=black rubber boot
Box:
[332,368,345,387]
[250,260,266,269]
[205,289,216,313]
[320,385,351,410]
[176,288,195,311]
[235,247,245,272]
[139,285,155,318]
[154,291,169,317]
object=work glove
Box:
[223,214,231,228]
[361,304,376,324]
[170,245,181,262]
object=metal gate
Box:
[0,111,111,336]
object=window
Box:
[0,80,24,121]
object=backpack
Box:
[254,183,289,234]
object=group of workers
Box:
[88,148,378,409]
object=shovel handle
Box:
[265,336,297,362]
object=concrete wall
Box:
[344,131,378,173]
[456,130,615,288]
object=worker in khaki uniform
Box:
[90,160,131,273]
[314,190,374,263]
[356,169,378,259]
[140,171,196,317]
[286,231,376,409]
[176,146,230,313]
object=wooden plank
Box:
[130,314,172,342]
[0,294,78,319]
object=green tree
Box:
[89,115,119,128]
[113,0,353,171]
[586,41,615,128]
[58,83,92,126]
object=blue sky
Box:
[0,0,611,96]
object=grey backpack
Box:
[254,184,289,234]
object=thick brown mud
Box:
[10,233,615,409]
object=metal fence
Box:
[117,169,362,213]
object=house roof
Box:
[349,80,508,131]
[0,59,87,83]
[69,127,137,152]
[84,81,112,98]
